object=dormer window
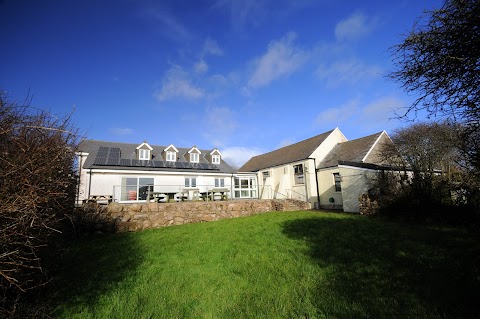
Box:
[191,153,199,163]
[139,149,150,160]
[164,144,178,162]
[166,151,176,162]
[210,149,222,165]
[136,141,153,161]
[187,146,201,163]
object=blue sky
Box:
[0,0,443,167]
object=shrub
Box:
[0,92,80,317]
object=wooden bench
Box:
[83,195,113,204]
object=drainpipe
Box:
[304,162,309,202]
[76,153,82,205]
[88,168,92,199]
[309,158,321,205]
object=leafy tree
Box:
[0,91,80,317]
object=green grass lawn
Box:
[51,211,480,319]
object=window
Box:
[166,151,176,162]
[334,173,341,192]
[190,153,199,163]
[185,177,197,188]
[212,154,220,164]
[293,164,304,185]
[121,177,154,201]
[262,171,270,178]
[234,177,257,198]
[138,149,150,160]
[215,178,225,188]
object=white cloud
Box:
[110,127,134,135]
[221,146,263,169]
[247,32,308,89]
[145,8,192,42]
[315,99,359,125]
[335,11,375,42]
[360,96,405,126]
[277,138,295,149]
[314,96,407,136]
[212,0,266,32]
[194,60,208,74]
[317,58,383,88]
[203,106,238,145]
[203,38,223,56]
[154,66,204,102]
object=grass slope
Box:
[52,211,480,319]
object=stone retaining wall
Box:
[79,199,311,234]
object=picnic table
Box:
[83,195,113,204]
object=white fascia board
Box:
[164,144,179,152]
[362,131,385,162]
[87,168,232,176]
[136,142,153,150]
[76,151,90,156]
[337,164,382,173]
[188,147,201,154]
[210,148,222,156]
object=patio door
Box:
[121,177,154,201]
[234,177,257,199]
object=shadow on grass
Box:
[46,231,144,317]
[282,215,480,319]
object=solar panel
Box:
[131,159,140,166]
[93,157,107,165]
[120,159,131,166]
[176,162,185,169]
[106,158,120,166]
[166,161,176,168]
[187,163,200,169]
[108,148,121,159]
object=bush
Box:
[0,92,80,317]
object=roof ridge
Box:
[250,129,335,158]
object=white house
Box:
[238,128,394,213]
[76,140,257,204]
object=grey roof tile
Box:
[78,140,236,173]
[318,132,384,169]
[238,129,335,172]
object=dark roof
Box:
[317,132,383,169]
[78,139,236,174]
[238,129,335,172]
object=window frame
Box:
[293,164,304,185]
[121,177,154,201]
[190,153,199,163]
[138,149,150,160]
[333,172,342,192]
[215,178,225,188]
[185,177,197,188]
[212,154,221,164]
[166,151,176,162]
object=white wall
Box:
[82,169,234,202]
[317,167,343,209]
[310,128,348,163]
[76,152,89,204]
[317,165,380,213]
